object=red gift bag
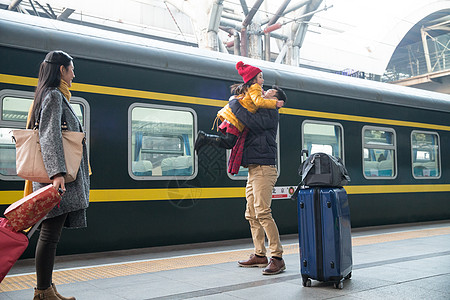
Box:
[0,218,29,283]
[4,184,61,232]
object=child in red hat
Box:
[195,61,285,174]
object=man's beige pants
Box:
[245,164,283,258]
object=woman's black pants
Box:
[35,213,68,290]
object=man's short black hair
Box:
[272,85,287,104]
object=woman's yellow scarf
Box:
[58,80,71,102]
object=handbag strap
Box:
[301,154,318,184]
[34,112,68,131]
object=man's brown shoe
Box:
[262,257,286,275]
[238,254,268,268]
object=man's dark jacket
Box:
[229,99,278,166]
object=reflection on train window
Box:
[0,128,17,176]
[363,126,396,179]
[2,97,83,125]
[2,96,32,122]
[0,97,33,177]
[130,105,195,179]
[302,121,344,159]
[70,103,84,127]
[411,131,440,179]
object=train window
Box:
[2,96,32,122]
[129,104,196,180]
[0,90,90,180]
[0,126,20,177]
[71,103,84,127]
[0,93,33,179]
[302,121,344,159]
[411,131,440,179]
[362,126,397,179]
[1,93,87,126]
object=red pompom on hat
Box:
[236,61,262,83]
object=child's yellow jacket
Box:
[216,83,277,132]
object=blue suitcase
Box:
[297,187,352,289]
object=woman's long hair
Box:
[28,50,73,128]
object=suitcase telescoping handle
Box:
[292,149,311,200]
[26,219,44,239]
[301,149,309,163]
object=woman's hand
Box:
[52,174,66,194]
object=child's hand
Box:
[276,100,284,108]
[265,89,277,98]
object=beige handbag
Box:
[12,129,85,183]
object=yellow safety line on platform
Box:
[1,226,449,293]
[2,73,450,131]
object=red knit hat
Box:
[236,61,262,83]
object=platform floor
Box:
[1,220,450,300]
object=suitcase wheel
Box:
[334,281,344,289]
[345,272,352,280]
[302,277,312,287]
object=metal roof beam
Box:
[240,0,264,57]
[267,0,291,26]
[264,0,291,60]
[220,19,242,31]
[221,12,242,22]
[46,3,57,19]
[208,0,224,51]
[424,19,450,32]
[240,0,249,16]
[8,0,23,10]
[57,8,75,21]
[33,1,56,19]
[260,0,312,26]
[208,0,223,32]
[282,0,311,17]
[242,0,264,27]
[291,0,324,65]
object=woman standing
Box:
[27,50,90,300]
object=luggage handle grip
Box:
[301,149,309,163]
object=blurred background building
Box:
[1,0,449,93]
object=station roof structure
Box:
[2,0,449,93]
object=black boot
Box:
[195,130,220,152]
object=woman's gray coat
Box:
[33,88,90,228]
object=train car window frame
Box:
[226,127,281,180]
[0,89,90,181]
[128,103,197,181]
[362,125,397,179]
[301,120,345,161]
[411,130,441,179]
